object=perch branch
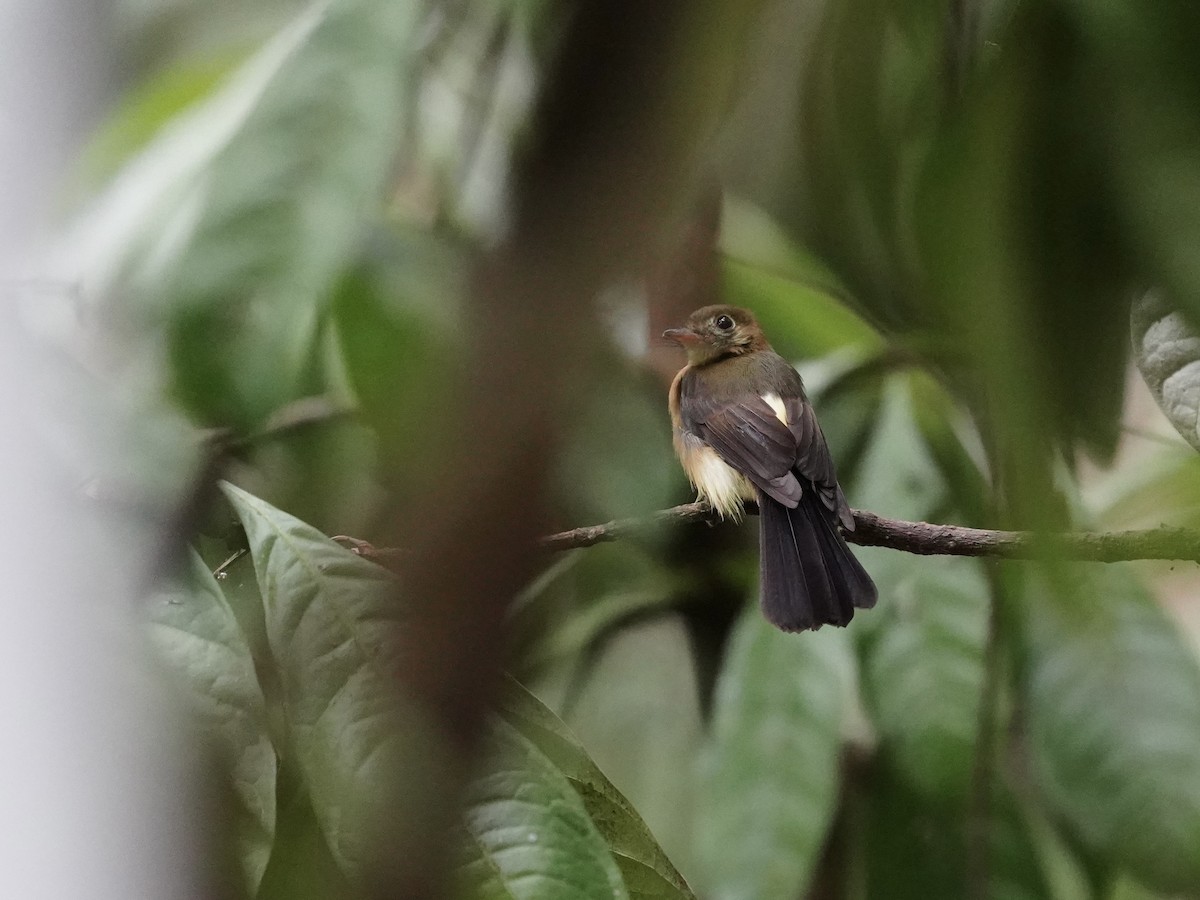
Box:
[846,509,1200,563]
[539,503,1200,562]
[344,504,1200,568]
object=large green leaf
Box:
[222,482,646,896]
[693,609,851,900]
[457,720,629,900]
[74,0,420,427]
[146,549,277,893]
[1021,565,1200,894]
[1088,442,1200,532]
[1132,291,1200,454]
[499,679,695,900]
[861,559,987,804]
[220,481,404,875]
[846,375,950,599]
[849,378,945,533]
[719,196,883,361]
[851,378,988,804]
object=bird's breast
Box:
[674,430,754,519]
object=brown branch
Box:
[847,509,1200,563]
[347,504,1200,568]
[537,504,1200,563]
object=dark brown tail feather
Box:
[758,489,877,631]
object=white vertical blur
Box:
[0,2,200,899]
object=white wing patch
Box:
[762,393,788,425]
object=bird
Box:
[663,304,877,631]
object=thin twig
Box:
[212,549,247,580]
[234,396,356,450]
[538,502,713,551]
[196,397,356,456]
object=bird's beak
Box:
[662,327,701,347]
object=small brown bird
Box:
[664,304,876,631]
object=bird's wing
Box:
[785,396,854,530]
[692,398,804,507]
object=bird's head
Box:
[662,305,769,366]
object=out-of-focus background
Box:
[5,0,1200,898]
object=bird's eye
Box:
[715,314,734,330]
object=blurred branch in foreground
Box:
[340,504,1200,565]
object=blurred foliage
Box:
[52,0,1200,896]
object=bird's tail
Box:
[758,490,877,631]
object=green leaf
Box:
[74,0,421,427]
[718,197,882,360]
[332,227,463,474]
[847,377,947,592]
[1021,565,1200,894]
[457,719,629,900]
[220,480,404,875]
[146,549,276,893]
[499,679,695,900]
[720,196,849,298]
[909,373,989,525]
[694,609,851,900]
[851,377,945,522]
[1132,290,1200,454]
[1088,442,1200,531]
[851,377,988,804]
[721,258,880,362]
[861,558,987,804]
